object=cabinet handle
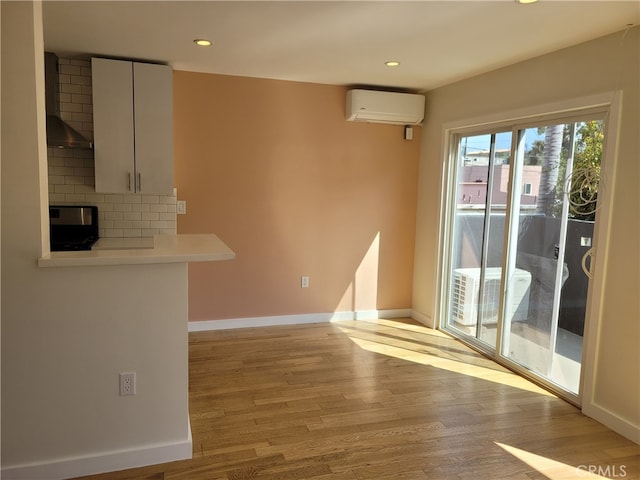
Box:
[137,172,142,192]
[127,172,132,191]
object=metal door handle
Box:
[137,172,141,192]
[581,247,594,279]
[127,172,132,191]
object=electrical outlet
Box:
[301,276,310,288]
[119,372,136,396]
[176,200,187,215]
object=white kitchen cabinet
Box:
[92,58,173,194]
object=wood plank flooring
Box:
[73,318,639,480]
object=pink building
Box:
[458,165,542,207]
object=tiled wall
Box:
[47,57,177,238]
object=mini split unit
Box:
[345,89,425,125]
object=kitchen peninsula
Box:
[39,233,235,267]
[2,3,237,478]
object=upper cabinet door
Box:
[133,62,173,195]
[92,57,135,194]
[92,58,174,194]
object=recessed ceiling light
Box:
[385,61,400,67]
[194,39,212,47]
[516,0,538,4]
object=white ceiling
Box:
[43,1,639,91]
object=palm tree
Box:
[537,124,563,217]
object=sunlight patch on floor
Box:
[335,319,554,396]
[495,442,610,480]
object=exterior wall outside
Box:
[457,165,541,206]
[413,27,639,440]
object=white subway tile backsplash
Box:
[47,56,177,239]
[60,64,82,75]
[49,175,65,185]
[103,229,124,238]
[159,195,176,204]
[104,211,124,221]
[123,195,142,204]
[61,102,83,113]
[141,195,160,204]
[131,203,150,213]
[84,194,105,203]
[149,204,168,213]
[123,212,142,221]
[64,176,86,185]
[54,184,76,194]
[71,112,92,123]
[70,75,91,86]
[74,185,95,194]
[114,203,132,212]
[104,194,123,204]
[73,167,93,177]
[71,94,91,105]
[65,194,87,203]
[60,83,82,95]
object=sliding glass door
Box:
[443,116,605,401]
[447,131,512,349]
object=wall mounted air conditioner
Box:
[451,267,531,326]
[345,89,425,125]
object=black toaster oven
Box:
[49,205,99,251]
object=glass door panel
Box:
[502,120,603,396]
[447,131,512,349]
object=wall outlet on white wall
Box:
[119,372,136,396]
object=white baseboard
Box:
[410,309,435,329]
[2,427,192,480]
[582,402,640,445]
[188,309,412,332]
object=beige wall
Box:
[1,3,190,476]
[174,72,421,322]
[413,27,639,441]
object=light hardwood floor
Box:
[73,318,639,480]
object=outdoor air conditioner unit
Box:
[345,89,425,125]
[451,267,531,326]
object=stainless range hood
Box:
[45,52,92,149]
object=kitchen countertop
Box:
[92,237,155,250]
[38,234,235,267]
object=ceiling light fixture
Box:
[193,39,212,47]
[516,0,539,4]
[385,61,400,67]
